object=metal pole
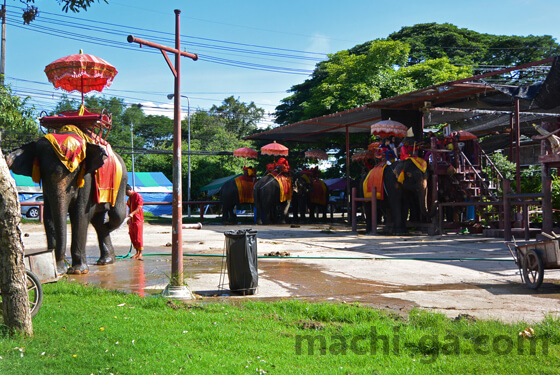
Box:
[1,0,6,85]
[130,104,142,190]
[171,9,183,287]
[126,10,197,299]
[187,96,191,218]
[167,93,191,218]
[131,119,135,190]
[515,98,521,194]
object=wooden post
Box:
[371,187,377,234]
[542,162,553,236]
[503,180,512,241]
[351,187,357,232]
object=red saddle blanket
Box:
[363,164,386,200]
[234,175,255,204]
[310,179,327,205]
[269,172,292,202]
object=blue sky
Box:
[5,0,560,127]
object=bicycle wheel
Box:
[26,271,43,317]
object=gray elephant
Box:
[359,157,436,234]
[253,173,292,225]
[292,171,329,222]
[7,126,128,274]
[220,167,256,224]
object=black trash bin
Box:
[224,229,258,295]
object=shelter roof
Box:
[246,57,560,152]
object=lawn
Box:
[0,281,558,374]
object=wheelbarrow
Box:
[506,233,560,289]
[0,249,58,318]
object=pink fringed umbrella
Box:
[453,130,477,141]
[351,150,376,162]
[261,141,289,156]
[367,142,382,152]
[304,149,328,160]
[233,147,258,159]
[45,50,118,104]
[371,119,408,138]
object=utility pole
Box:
[127,10,198,299]
[1,0,6,85]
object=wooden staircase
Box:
[429,139,505,231]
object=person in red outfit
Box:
[275,157,291,174]
[126,184,144,260]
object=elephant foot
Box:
[67,266,89,275]
[56,260,68,276]
[96,256,115,265]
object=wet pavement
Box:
[20,221,560,323]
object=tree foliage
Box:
[276,39,472,124]
[20,0,108,24]
[275,23,560,127]
[209,96,265,138]
[0,85,39,149]
[388,23,560,66]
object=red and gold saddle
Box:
[310,179,327,205]
[363,164,386,200]
[234,175,255,204]
[269,171,292,202]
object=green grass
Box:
[0,281,559,374]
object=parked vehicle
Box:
[21,194,43,219]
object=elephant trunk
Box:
[419,182,438,219]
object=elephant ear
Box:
[6,142,36,177]
[392,161,405,179]
[85,143,108,174]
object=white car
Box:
[20,194,43,219]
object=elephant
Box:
[253,173,292,225]
[292,172,329,223]
[7,127,128,275]
[359,157,436,234]
[291,171,311,223]
[220,168,256,224]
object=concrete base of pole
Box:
[161,284,194,300]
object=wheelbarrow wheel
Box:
[522,249,544,290]
[26,270,43,317]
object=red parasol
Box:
[45,50,118,103]
[371,119,408,138]
[453,130,477,141]
[351,150,376,162]
[261,141,289,156]
[305,149,328,160]
[367,142,382,152]
[233,147,258,159]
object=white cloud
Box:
[140,101,189,120]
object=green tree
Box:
[276,23,560,126]
[136,114,173,148]
[0,85,39,149]
[209,96,265,138]
[20,0,108,24]
[277,40,471,124]
[388,23,560,67]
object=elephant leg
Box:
[279,200,290,224]
[91,211,117,266]
[44,198,68,275]
[67,205,91,274]
[222,204,230,223]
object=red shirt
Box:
[127,192,144,223]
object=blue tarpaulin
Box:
[11,171,173,216]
